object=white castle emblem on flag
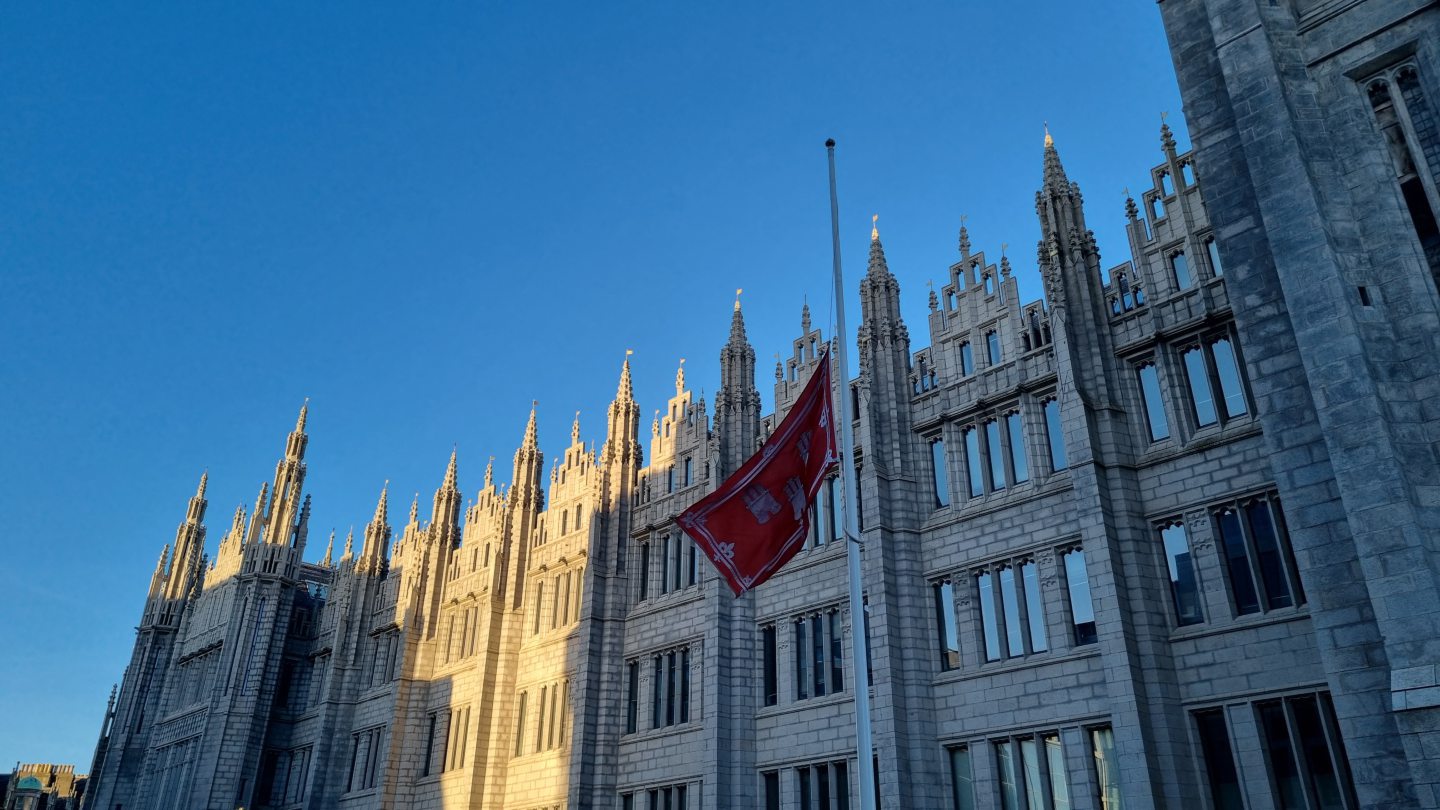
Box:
[796,431,812,464]
[742,484,782,524]
[783,476,806,519]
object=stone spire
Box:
[675,359,686,395]
[603,355,642,468]
[572,411,583,443]
[342,527,355,562]
[321,530,335,567]
[1160,113,1178,159]
[1042,124,1070,193]
[513,403,544,507]
[866,214,892,280]
[245,482,269,546]
[958,216,972,258]
[716,294,761,478]
[801,301,812,334]
[484,456,495,490]
[284,399,309,461]
[358,483,390,573]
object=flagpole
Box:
[826,138,877,810]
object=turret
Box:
[1034,127,1119,413]
[162,471,209,601]
[857,215,915,474]
[357,483,391,576]
[431,448,462,548]
[715,294,761,477]
[602,357,642,469]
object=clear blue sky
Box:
[0,2,1187,770]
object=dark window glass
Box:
[1216,509,1261,615]
[935,580,960,671]
[1043,399,1067,471]
[764,772,780,810]
[960,342,974,375]
[829,612,844,692]
[762,626,777,706]
[1184,346,1219,427]
[1196,710,1244,810]
[623,794,634,810]
[625,661,638,733]
[812,614,826,697]
[836,761,851,810]
[1207,238,1223,276]
[638,543,649,601]
[660,535,672,595]
[798,766,812,810]
[1138,364,1170,441]
[1258,701,1307,810]
[1247,500,1295,609]
[978,571,1001,661]
[679,648,690,723]
[1161,522,1204,625]
[964,428,984,497]
[931,438,950,507]
[986,331,1001,365]
[652,657,663,729]
[794,620,809,700]
[1063,549,1097,645]
[1006,412,1029,484]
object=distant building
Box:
[4,764,84,810]
[84,1,1440,807]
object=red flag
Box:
[679,354,839,596]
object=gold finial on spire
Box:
[734,288,743,312]
[871,214,879,241]
[1001,242,1009,256]
[1044,122,1053,148]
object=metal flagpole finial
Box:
[1044,121,1053,148]
[625,349,634,356]
[734,288,743,311]
[871,214,879,241]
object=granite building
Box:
[84,3,1440,806]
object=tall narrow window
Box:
[1246,499,1301,609]
[533,583,544,635]
[536,685,547,752]
[1367,71,1440,281]
[684,457,693,486]
[931,438,951,507]
[513,692,527,757]
[960,342,975,375]
[1062,548,1097,646]
[625,661,638,733]
[1172,251,1193,289]
[1183,346,1218,427]
[638,543,650,601]
[1005,412,1029,484]
[812,614,827,697]
[665,651,677,726]
[762,625,778,706]
[1044,734,1069,809]
[686,536,698,586]
[996,741,1019,810]
[679,648,691,723]
[671,534,683,592]
[1091,727,1122,810]
[1215,507,1262,615]
[986,331,1002,365]
[1206,237,1223,277]
[1210,339,1248,419]
[978,571,1001,662]
[934,580,960,671]
[1043,399,1067,471]
[652,657,663,729]
[1195,710,1243,810]
[949,746,975,810]
[1257,694,1361,810]
[1021,560,1048,653]
[1160,522,1204,626]
[1137,363,1170,441]
[795,619,810,700]
[660,534,672,595]
[999,566,1025,656]
[985,420,1006,492]
[829,611,844,692]
[764,771,781,810]
[964,428,984,497]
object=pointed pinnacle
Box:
[296,398,309,433]
[484,456,495,489]
[321,530,335,566]
[522,401,539,450]
[409,492,419,524]
[572,410,582,443]
[373,481,390,527]
[342,526,355,559]
[617,352,635,401]
[442,447,459,492]
[729,295,748,344]
[197,470,209,500]
[675,358,685,394]
[801,302,811,334]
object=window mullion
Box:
[1388,70,1440,225]
[1241,507,1272,611]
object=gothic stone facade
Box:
[86,18,1440,810]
